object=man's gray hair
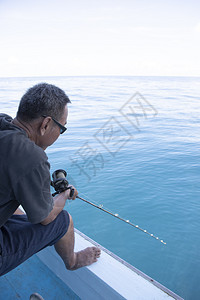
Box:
[17,83,71,121]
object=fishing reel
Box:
[51,169,74,198]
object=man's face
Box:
[37,105,68,150]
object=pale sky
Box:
[0,0,200,77]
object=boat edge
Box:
[74,228,184,300]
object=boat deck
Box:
[0,229,183,300]
[0,254,79,299]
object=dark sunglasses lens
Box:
[60,127,67,134]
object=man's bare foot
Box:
[69,247,101,270]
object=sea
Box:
[0,76,199,300]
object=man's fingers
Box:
[67,185,78,200]
[72,189,78,200]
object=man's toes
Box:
[96,249,101,255]
[92,247,101,259]
[95,252,101,258]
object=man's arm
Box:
[40,187,78,225]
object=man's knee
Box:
[67,213,74,230]
[60,210,73,233]
[46,210,70,245]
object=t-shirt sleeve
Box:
[13,160,54,224]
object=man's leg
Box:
[14,207,101,269]
[0,210,100,276]
[54,214,101,270]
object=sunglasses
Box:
[42,115,67,134]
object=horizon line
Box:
[0,74,200,79]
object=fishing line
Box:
[51,169,166,245]
[76,194,166,245]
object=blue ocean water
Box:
[0,76,200,299]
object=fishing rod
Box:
[76,195,166,244]
[51,169,166,245]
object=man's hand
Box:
[41,185,78,225]
[63,185,78,200]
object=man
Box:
[0,83,101,276]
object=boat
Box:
[0,228,183,299]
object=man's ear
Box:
[40,117,51,136]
